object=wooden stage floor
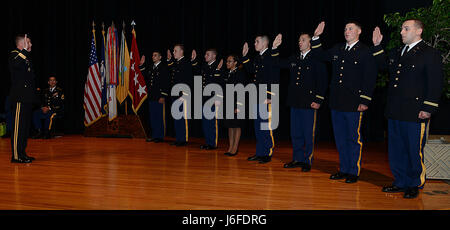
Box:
[0,135,448,210]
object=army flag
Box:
[117,27,130,104]
[128,26,147,113]
[83,30,102,127]
[106,24,118,121]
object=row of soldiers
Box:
[137,19,443,200]
[9,19,443,200]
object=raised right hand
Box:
[372,27,383,46]
[167,49,172,60]
[314,21,325,37]
[242,42,249,57]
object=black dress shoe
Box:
[258,156,272,164]
[146,138,154,142]
[170,141,178,146]
[11,158,32,163]
[247,155,260,161]
[345,174,359,183]
[382,185,405,193]
[283,161,305,168]
[153,138,164,143]
[201,145,217,150]
[301,164,311,172]
[176,142,188,147]
[330,172,347,180]
[404,187,419,199]
[225,151,238,156]
[24,155,35,161]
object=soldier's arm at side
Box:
[312,60,328,105]
[421,49,444,115]
[359,50,378,107]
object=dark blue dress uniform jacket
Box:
[372,41,443,123]
[8,49,37,104]
[310,39,377,112]
[140,62,170,101]
[279,52,328,108]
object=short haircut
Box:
[206,48,218,56]
[406,19,424,30]
[15,34,28,46]
[299,32,312,39]
[346,21,362,30]
[49,76,57,81]
[174,44,185,51]
[153,51,162,56]
[257,35,270,43]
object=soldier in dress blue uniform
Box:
[280,33,328,172]
[192,49,220,150]
[32,76,64,139]
[241,34,282,164]
[8,34,37,163]
[139,51,169,143]
[215,55,247,157]
[166,44,195,147]
[311,21,378,183]
[372,19,444,199]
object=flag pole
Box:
[123,20,128,116]
[92,21,96,46]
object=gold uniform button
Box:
[398,64,402,67]
[339,80,342,83]
[395,78,399,81]
[340,73,343,77]
[397,71,400,74]
[340,67,344,70]
[394,84,397,87]
[342,60,345,63]
[296,83,299,85]
[354,61,358,64]
[416,97,419,100]
[298,72,301,75]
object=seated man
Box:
[33,76,64,139]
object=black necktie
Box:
[345,46,350,52]
[300,54,304,60]
[402,45,409,56]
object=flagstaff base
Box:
[84,114,147,138]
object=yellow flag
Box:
[117,29,130,104]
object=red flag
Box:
[128,28,147,113]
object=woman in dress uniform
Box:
[217,55,247,156]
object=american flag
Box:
[83,36,102,126]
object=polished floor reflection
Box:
[0,135,448,210]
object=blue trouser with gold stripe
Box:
[331,110,363,176]
[388,119,427,189]
[11,102,32,160]
[255,104,275,157]
[291,108,317,165]
[32,109,55,131]
[202,105,218,147]
[149,100,165,139]
[174,101,189,143]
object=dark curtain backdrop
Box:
[3,0,446,141]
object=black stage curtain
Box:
[3,0,446,141]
